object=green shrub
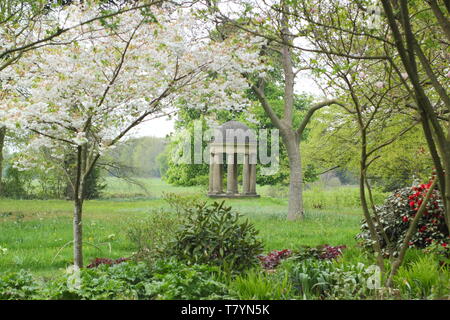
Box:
[357,182,448,257]
[143,259,230,300]
[394,255,450,299]
[1,261,232,300]
[228,270,293,299]
[169,201,264,272]
[162,192,202,215]
[281,259,381,300]
[127,209,181,264]
[0,270,41,300]
[44,262,152,300]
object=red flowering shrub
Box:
[357,180,449,257]
[86,257,130,268]
[258,249,292,269]
[258,245,346,270]
[319,245,347,260]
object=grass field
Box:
[0,178,382,277]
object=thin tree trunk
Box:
[73,197,83,268]
[360,127,385,273]
[284,133,304,220]
[0,126,5,196]
[365,177,394,258]
[360,165,385,273]
[73,146,84,268]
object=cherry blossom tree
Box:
[0,0,167,194]
[1,3,264,268]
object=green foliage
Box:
[45,262,152,300]
[164,163,209,186]
[424,242,450,268]
[144,259,230,300]
[280,259,381,300]
[83,166,106,200]
[162,192,202,215]
[357,183,449,257]
[228,269,293,300]
[304,108,433,192]
[394,255,450,299]
[127,209,181,264]
[0,270,41,300]
[160,117,209,187]
[1,166,32,199]
[1,159,104,200]
[0,260,230,300]
[169,201,264,272]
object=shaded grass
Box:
[0,178,368,277]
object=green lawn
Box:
[0,178,375,276]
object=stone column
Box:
[249,153,257,194]
[213,152,223,194]
[242,153,250,194]
[208,152,214,194]
[227,153,238,194]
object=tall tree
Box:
[379,0,450,232]
[3,4,262,268]
[0,0,164,197]
[206,0,340,220]
[285,0,449,282]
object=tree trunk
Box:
[359,127,385,272]
[73,146,84,268]
[360,166,385,273]
[0,126,5,196]
[284,132,304,220]
[73,198,83,268]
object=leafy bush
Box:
[228,269,293,300]
[258,249,292,270]
[1,260,232,300]
[357,181,449,257]
[0,270,41,300]
[47,261,229,300]
[319,245,347,260]
[290,245,346,262]
[162,192,202,215]
[143,259,230,300]
[44,262,153,300]
[424,242,450,267]
[258,245,346,271]
[169,201,264,272]
[394,255,450,299]
[127,209,182,264]
[281,259,382,300]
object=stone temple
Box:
[207,120,259,198]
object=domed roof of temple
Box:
[211,120,257,144]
